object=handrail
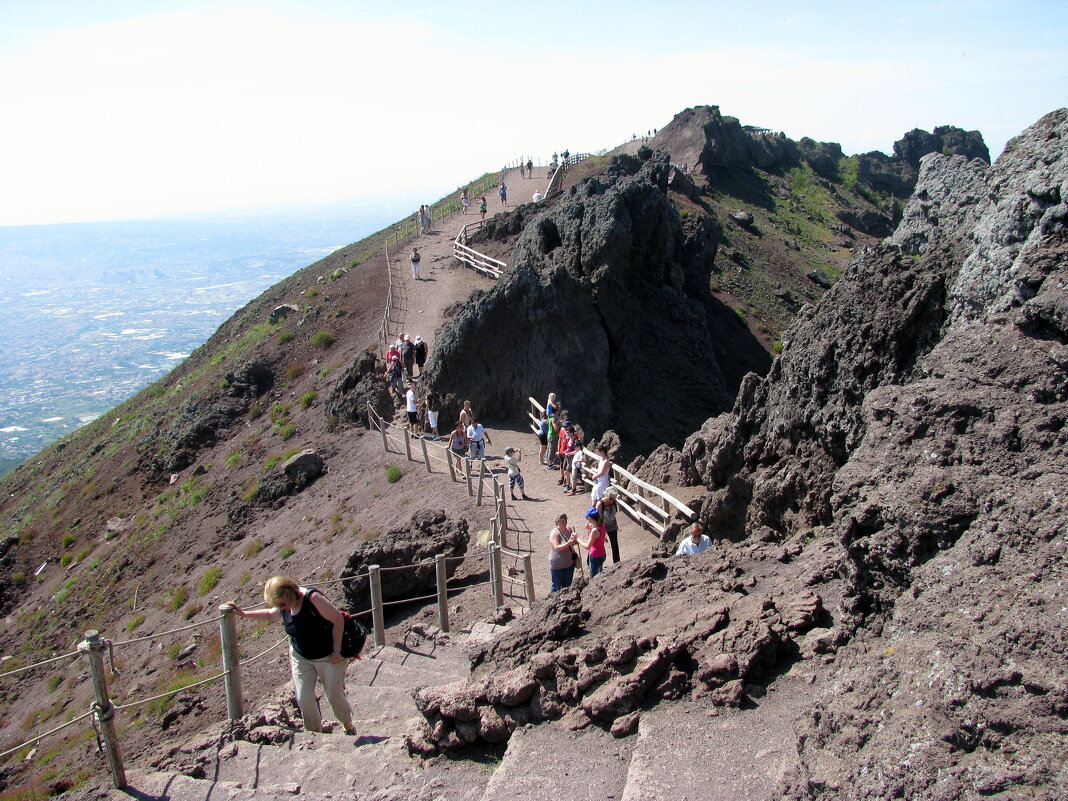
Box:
[453,221,506,278]
[526,396,695,536]
[543,152,590,199]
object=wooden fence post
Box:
[404,429,412,462]
[488,543,504,608]
[447,449,457,482]
[475,460,487,507]
[377,412,388,453]
[420,437,431,473]
[522,553,536,606]
[218,605,245,720]
[435,554,449,633]
[464,458,473,497]
[80,630,126,789]
[369,565,385,648]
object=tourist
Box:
[548,514,578,592]
[448,421,468,471]
[559,421,578,491]
[228,577,355,735]
[410,247,421,281]
[526,158,533,177]
[546,392,559,418]
[405,385,419,435]
[413,335,428,376]
[519,162,525,179]
[532,191,543,203]
[536,411,549,465]
[386,355,405,395]
[478,196,487,220]
[578,507,607,579]
[461,189,470,215]
[504,447,530,501]
[546,411,560,469]
[566,427,585,495]
[425,391,440,438]
[590,443,612,503]
[466,416,491,459]
[597,489,621,563]
[499,182,508,206]
[675,523,712,556]
[401,335,416,380]
[384,339,401,366]
[458,399,474,430]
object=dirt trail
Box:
[386,165,671,604]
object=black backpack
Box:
[340,612,368,658]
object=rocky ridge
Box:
[409,110,1068,799]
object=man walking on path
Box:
[410,247,421,280]
[466,416,492,459]
[499,182,508,206]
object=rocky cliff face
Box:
[423,152,745,455]
[413,110,1068,799]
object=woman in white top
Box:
[590,443,612,502]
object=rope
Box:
[111,614,225,647]
[113,670,228,712]
[378,559,436,573]
[239,636,288,666]
[314,571,371,587]
[0,709,93,760]
[382,591,439,607]
[0,648,81,679]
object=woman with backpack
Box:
[228,577,356,735]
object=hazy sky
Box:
[1,0,1065,226]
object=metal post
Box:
[435,554,449,633]
[420,437,431,473]
[80,630,126,789]
[218,605,244,720]
[489,543,505,608]
[369,564,385,648]
[475,460,487,507]
[404,428,412,462]
[464,458,473,496]
[522,553,536,606]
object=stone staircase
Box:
[94,627,809,800]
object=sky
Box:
[1,0,1065,226]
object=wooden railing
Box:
[453,219,507,278]
[526,397,696,536]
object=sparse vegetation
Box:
[243,541,264,558]
[299,391,317,409]
[311,331,335,349]
[279,545,295,559]
[386,465,403,483]
[277,331,294,345]
[264,455,281,471]
[226,451,243,468]
[278,422,297,441]
[61,533,75,549]
[198,567,222,596]
[168,586,189,612]
[304,287,320,298]
[126,613,146,633]
[287,363,307,381]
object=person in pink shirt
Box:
[578,507,607,578]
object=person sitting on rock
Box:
[676,523,712,556]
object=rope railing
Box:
[0,648,81,679]
[111,614,224,648]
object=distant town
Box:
[0,207,407,473]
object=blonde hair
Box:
[263,575,300,607]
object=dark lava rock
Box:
[224,359,273,400]
[422,152,752,458]
[326,350,392,428]
[282,450,325,485]
[268,304,299,324]
[340,510,469,613]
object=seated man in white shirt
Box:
[675,522,712,556]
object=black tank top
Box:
[282,588,333,659]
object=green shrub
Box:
[247,403,264,421]
[279,545,295,559]
[242,483,260,502]
[277,331,294,345]
[61,533,75,549]
[168,586,189,612]
[287,363,307,381]
[183,602,203,620]
[11,572,26,588]
[311,331,335,349]
[283,448,300,460]
[167,644,182,660]
[386,465,403,484]
[304,287,319,298]
[45,675,63,692]
[278,423,296,441]
[197,567,222,596]
[126,613,146,633]
[299,391,317,409]
[772,341,784,354]
[226,451,243,468]
[238,572,251,586]
[264,455,281,471]
[243,540,264,558]
[59,554,73,567]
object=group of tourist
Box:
[416,204,433,234]
[383,334,429,393]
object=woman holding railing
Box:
[230,577,356,736]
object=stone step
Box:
[619,676,810,801]
[479,721,634,801]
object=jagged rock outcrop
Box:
[407,553,828,753]
[855,125,991,199]
[326,349,391,428]
[422,152,739,456]
[340,510,468,613]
